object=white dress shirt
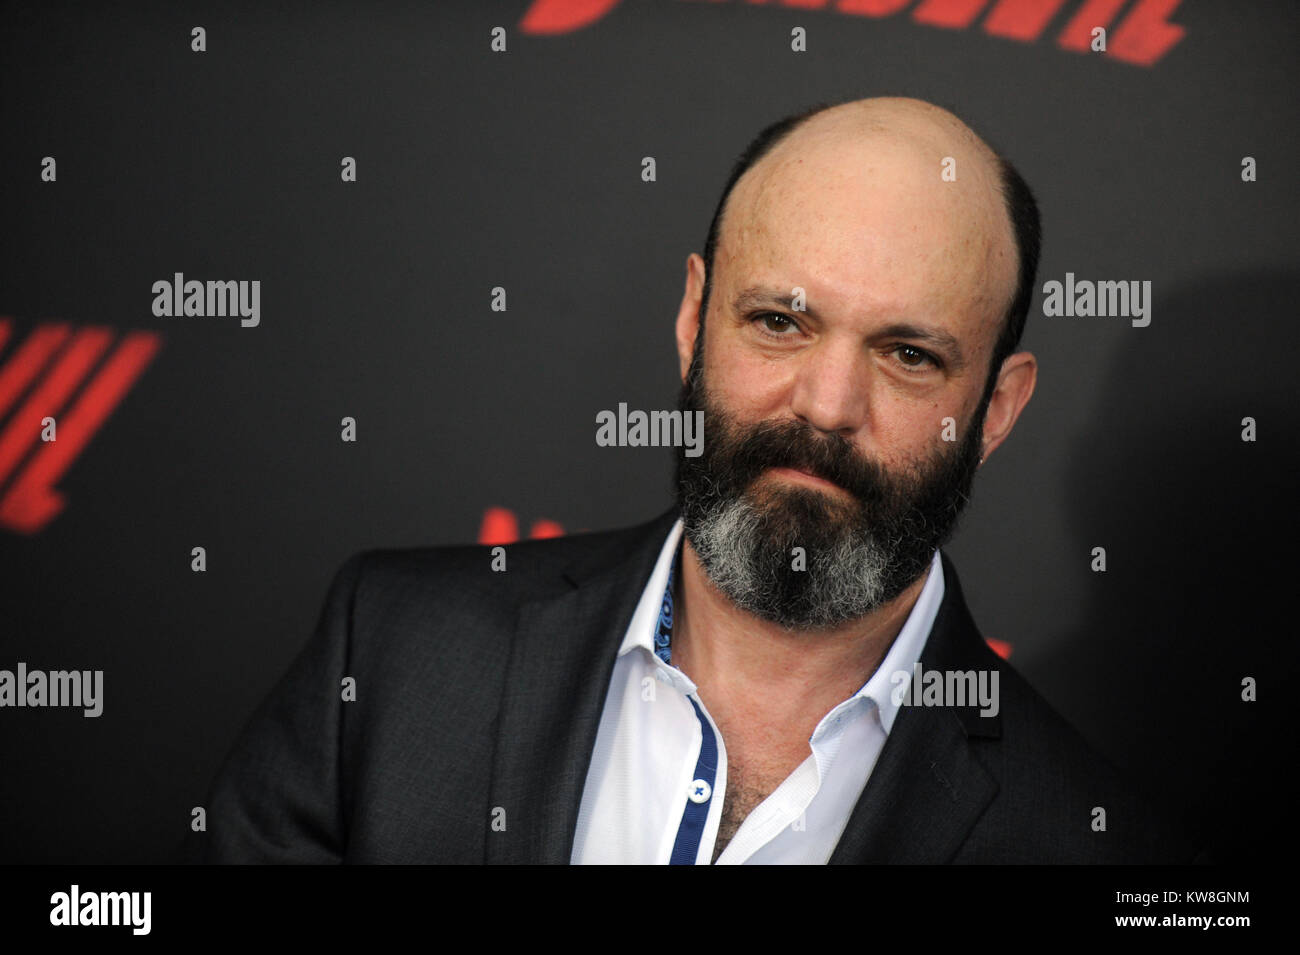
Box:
[571,518,945,864]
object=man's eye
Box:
[755,313,798,336]
[893,345,939,370]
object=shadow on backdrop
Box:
[1037,270,1298,865]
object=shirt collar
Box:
[619,518,684,658]
[618,517,945,736]
[855,549,944,734]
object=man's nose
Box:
[787,339,871,437]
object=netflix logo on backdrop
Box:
[0,319,161,535]
[519,0,1187,67]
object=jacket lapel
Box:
[828,552,1001,863]
[485,509,678,864]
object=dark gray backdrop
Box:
[0,0,1295,864]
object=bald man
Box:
[195,98,1201,866]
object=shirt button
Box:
[688,779,712,803]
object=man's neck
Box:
[672,537,931,736]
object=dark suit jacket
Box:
[193,508,1199,863]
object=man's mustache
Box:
[720,419,890,506]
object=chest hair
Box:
[710,759,789,863]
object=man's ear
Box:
[979,351,1037,465]
[675,253,707,383]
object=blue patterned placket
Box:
[655,538,720,864]
[653,544,679,665]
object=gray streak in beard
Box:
[685,493,891,631]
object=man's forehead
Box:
[717,100,1018,331]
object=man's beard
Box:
[675,340,987,631]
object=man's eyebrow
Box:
[731,287,811,316]
[730,287,967,369]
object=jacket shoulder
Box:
[347,516,669,628]
[194,513,675,863]
[336,519,656,679]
